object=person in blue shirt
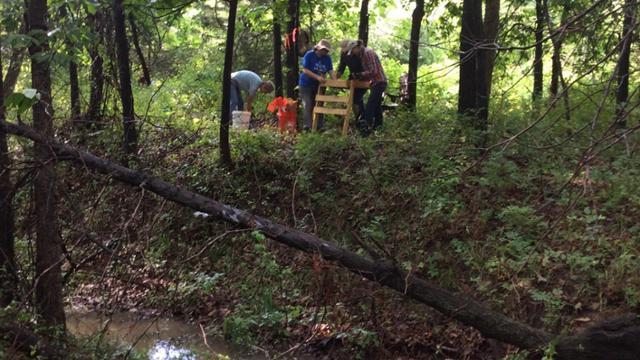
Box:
[299,39,336,130]
[230,70,274,114]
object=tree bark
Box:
[545,0,567,99]
[2,49,24,100]
[483,0,500,100]
[4,119,640,358]
[86,10,105,128]
[273,7,284,98]
[544,1,571,121]
[358,0,370,46]
[128,13,151,86]
[533,0,544,101]
[407,0,424,109]
[458,0,489,132]
[59,4,81,124]
[0,46,17,307]
[113,0,138,157]
[285,0,300,98]
[615,0,635,127]
[220,0,237,167]
[27,0,66,329]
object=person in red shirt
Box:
[345,40,387,136]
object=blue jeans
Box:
[230,80,244,115]
[300,85,323,130]
[363,82,387,131]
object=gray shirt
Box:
[231,70,263,97]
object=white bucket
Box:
[232,110,251,130]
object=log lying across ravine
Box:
[2,119,639,359]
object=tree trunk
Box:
[0,46,17,307]
[27,0,66,329]
[3,16,27,99]
[220,0,237,167]
[59,4,81,124]
[407,0,424,109]
[458,0,489,131]
[3,49,24,100]
[128,13,151,86]
[86,10,105,128]
[483,0,500,100]
[285,0,300,98]
[358,0,369,46]
[4,118,640,358]
[69,58,81,123]
[273,9,284,98]
[615,0,635,126]
[544,1,571,121]
[549,41,561,98]
[533,0,544,101]
[545,0,567,99]
[113,0,138,157]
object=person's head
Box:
[346,39,365,56]
[259,81,274,93]
[313,39,332,57]
[340,39,357,54]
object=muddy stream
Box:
[66,312,268,359]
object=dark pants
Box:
[300,85,322,130]
[353,88,366,120]
[230,79,244,114]
[362,82,387,132]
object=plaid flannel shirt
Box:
[361,48,387,85]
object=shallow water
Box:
[66,311,265,359]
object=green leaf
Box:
[22,88,39,99]
[84,0,97,15]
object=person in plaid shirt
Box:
[345,40,387,136]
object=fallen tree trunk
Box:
[2,119,638,357]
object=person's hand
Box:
[317,76,326,84]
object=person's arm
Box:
[329,70,336,80]
[336,54,347,78]
[303,68,325,83]
[245,95,254,112]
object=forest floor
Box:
[51,111,640,359]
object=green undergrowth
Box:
[26,102,640,358]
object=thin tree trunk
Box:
[358,0,370,46]
[69,58,81,123]
[0,46,17,307]
[616,0,636,126]
[458,0,488,131]
[113,0,138,157]
[550,41,561,97]
[3,49,24,99]
[407,0,424,109]
[273,8,284,98]
[59,4,81,123]
[27,0,66,329]
[87,10,105,127]
[533,0,544,101]
[128,13,151,86]
[220,0,237,167]
[545,0,567,99]
[544,1,571,121]
[285,0,300,98]
[483,0,500,99]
